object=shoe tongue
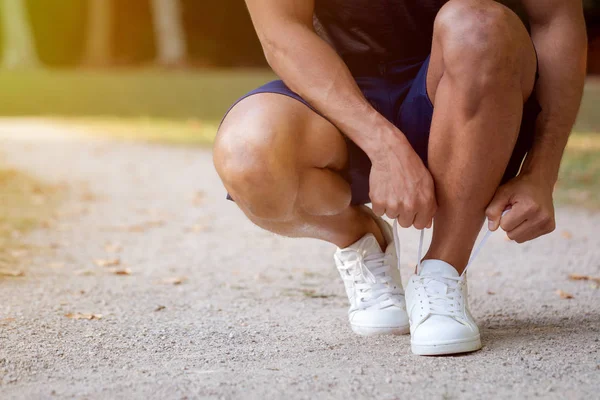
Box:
[419,260,459,278]
[347,233,382,255]
[337,233,383,262]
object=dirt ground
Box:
[0,121,598,399]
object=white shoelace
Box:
[340,212,506,312]
[338,250,403,310]
[418,275,463,317]
[393,210,509,318]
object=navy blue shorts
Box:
[224,56,541,205]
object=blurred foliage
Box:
[575,79,600,133]
[0,0,599,68]
[557,132,600,209]
[0,0,265,67]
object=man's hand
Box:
[369,132,437,229]
[485,173,556,243]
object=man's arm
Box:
[521,0,588,181]
[486,0,587,242]
[244,0,436,228]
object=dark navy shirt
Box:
[313,0,448,64]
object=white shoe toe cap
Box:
[350,305,409,330]
[412,315,479,344]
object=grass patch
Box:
[0,68,276,147]
[574,78,600,134]
[0,164,61,270]
[556,132,600,209]
[0,68,276,121]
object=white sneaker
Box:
[405,259,481,355]
[334,208,409,336]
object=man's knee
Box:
[214,106,299,221]
[435,0,524,81]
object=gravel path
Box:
[0,120,599,400]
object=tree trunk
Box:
[83,0,113,66]
[0,0,38,69]
[151,0,187,66]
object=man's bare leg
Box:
[214,93,385,249]
[424,0,538,273]
[215,93,410,336]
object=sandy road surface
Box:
[0,120,598,399]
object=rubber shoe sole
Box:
[411,335,482,355]
[351,324,410,337]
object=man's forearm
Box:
[521,14,587,184]
[260,23,409,158]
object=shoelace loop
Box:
[337,250,402,310]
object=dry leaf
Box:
[556,290,574,299]
[65,313,103,320]
[116,220,165,232]
[0,269,24,277]
[80,191,99,202]
[561,230,573,239]
[568,274,600,284]
[94,258,121,267]
[185,224,206,233]
[48,262,65,269]
[300,289,333,299]
[136,208,172,219]
[74,269,95,276]
[161,276,187,285]
[109,268,131,276]
[104,242,123,253]
[192,191,205,206]
[154,305,166,312]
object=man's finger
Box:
[506,219,538,243]
[485,188,512,231]
[385,207,400,220]
[499,206,528,232]
[397,212,416,229]
[413,212,430,230]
